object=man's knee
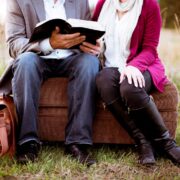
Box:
[12,52,45,83]
[14,52,41,70]
[76,53,100,75]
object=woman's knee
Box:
[96,68,119,103]
[120,80,135,99]
[120,80,150,109]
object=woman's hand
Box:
[119,66,145,88]
[80,40,101,56]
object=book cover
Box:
[29,18,105,47]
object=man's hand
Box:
[49,27,86,49]
[80,40,101,56]
[119,66,145,88]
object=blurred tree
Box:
[160,0,180,28]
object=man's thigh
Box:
[48,52,99,77]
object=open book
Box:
[29,18,105,47]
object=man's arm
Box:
[5,0,94,59]
[5,0,41,59]
[85,0,91,20]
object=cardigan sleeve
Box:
[92,0,106,21]
[127,1,162,72]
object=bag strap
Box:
[0,116,9,156]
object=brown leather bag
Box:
[0,95,18,157]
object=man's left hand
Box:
[80,40,101,56]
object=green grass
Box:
[0,142,180,179]
[0,88,180,179]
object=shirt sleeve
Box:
[39,38,54,55]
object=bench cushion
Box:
[38,78,179,144]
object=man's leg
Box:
[66,54,99,145]
[12,52,48,163]
[54,53,100,166]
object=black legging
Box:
[96,67,154,110]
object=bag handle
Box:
[0,95,17,157]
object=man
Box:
[5,0,100,166]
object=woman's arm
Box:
[127,1,162,72]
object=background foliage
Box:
[160,0,180,28]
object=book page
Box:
[35,18,66,27]
[67,19,105,31]
[35,19,51,27]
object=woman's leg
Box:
[130,98,180,165]
[120,70,180,166]
[96,68,155,165]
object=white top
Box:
[104,14,128,73]
[98,0,143,73]
[39,0,74,59]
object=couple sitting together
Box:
[3,0,180,166]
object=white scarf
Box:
[98,0,143,72]
[113,0,136,12]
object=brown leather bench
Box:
[38,78,179,144]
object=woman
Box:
[94,0,180,165]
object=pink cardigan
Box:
[93,0,168,92]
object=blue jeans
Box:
[12,52,100,145]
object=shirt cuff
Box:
[39,38,54,55]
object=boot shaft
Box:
[107,99,150,145]
[129,99,168,140]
